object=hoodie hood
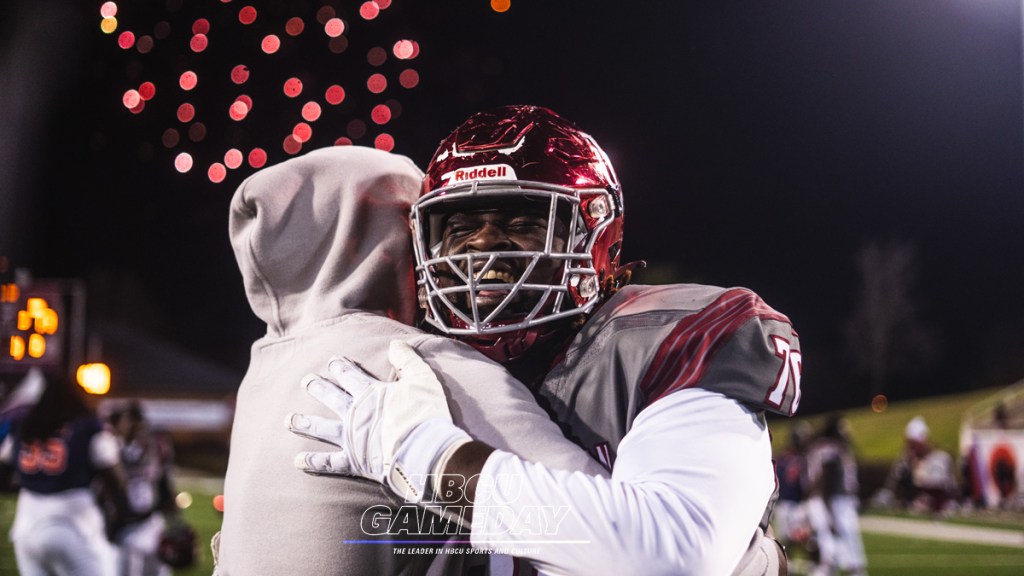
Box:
[229,146,424,336]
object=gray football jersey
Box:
[500,284,800,576]
[538,283,801,469]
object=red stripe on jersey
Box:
[638,289,790,406]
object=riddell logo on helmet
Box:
[441,164,517,186]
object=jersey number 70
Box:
[769,336,802,415]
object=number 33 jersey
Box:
[10,416,117,494]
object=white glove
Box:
[288,339,472,503]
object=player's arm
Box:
[0,435,12,465]
[0,435,15,491]
[90,425,134,534]
[441,388,775,576]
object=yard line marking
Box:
[860,515,1024,548]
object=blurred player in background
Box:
[106,401,179,576]
[805,415,867,576]
[293,105,803,575]
[772,421,816,569]
[875,416,958,515]
[0,374,128,576]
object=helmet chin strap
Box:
[460,318,575,363]
[466,330,541,363]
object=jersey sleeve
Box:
[0,435,11,465]
[90,429,121,470]
[469,388,776,576]
[637,288,802,416]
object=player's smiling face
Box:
[437,203,567,319]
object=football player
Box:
[292,106,803,575]
[0,375,127,576]
[107,401,178,576]
[804,416,867,576]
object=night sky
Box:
[2,0,1022,414]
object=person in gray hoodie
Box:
[215,145,605,575]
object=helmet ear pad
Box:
[414,105,625,361]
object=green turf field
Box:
[858,531,1024,575]
[785,532,1024,575]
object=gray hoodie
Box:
[217,146,603,575]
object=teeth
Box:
[476,270,515,283]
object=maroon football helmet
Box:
[412,105,625,361]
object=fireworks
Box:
[97,0,421,184]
